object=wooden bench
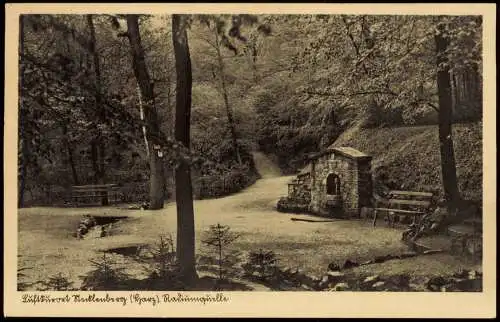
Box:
[372,190,434,227]
[71,184,120,206]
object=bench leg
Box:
[101,192,109,206]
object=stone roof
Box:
[298,163,312,176]
[307,146,372,161]
[331,146,371,160]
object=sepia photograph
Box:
[4,3,496,318]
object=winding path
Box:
[18,152,478,289]
[251,151,282,179]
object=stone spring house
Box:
[285,146,373,218]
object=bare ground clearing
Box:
[17,154,480,290]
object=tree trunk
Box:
[471,63,482,116]
[126,15,165,209]
[172,14,197,285]
[87,14,106,191]
[218,238,223,281]
[18,15,27,208]
[136,82,150,157]
[18,139,27,208]
[68,146,79,185]
[62,124,79,185]
[90,140,100,184]
[471,63,481,100]
[435,23,461,213]
[214,30,242,165]
[461,73,467,104]
[465,70,471,103]
[249,40,259,83]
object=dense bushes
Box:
[250,82,332,174]
[276,197,310,213]
[22,183,149,207]
[193,163,260,199]
[21,162,258,206]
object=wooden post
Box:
[102,185,109,206]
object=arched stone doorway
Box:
[326,173,341,195]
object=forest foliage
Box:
[18,14,482,206]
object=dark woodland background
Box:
[18,14,482,207]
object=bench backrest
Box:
[72,184,119,193]
[388,198,431,208]
[72,184,117,189]
[375,190,433,210]
[388,190,433,199]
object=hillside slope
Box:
[333,122,482,201]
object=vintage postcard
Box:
[4,3,496,318]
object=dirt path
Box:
[18,152,479,290]
[252,151,282,178]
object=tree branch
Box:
[21,52,214,168]
[341,15,369,75]
[26,15,92,52]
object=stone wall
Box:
[357,160,373,211]
[309,150,372,218]
[289,184,311,204]
[287,173,312,204]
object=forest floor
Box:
[17,153,481,291]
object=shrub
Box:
[38,272,74,291]
[146,234,184,290]
[119,181,149,203]
[17,264,32,291]
[194,163,259,199]
[80,253,129,291]
[201,224,240,283]
[276,197,310,213]
[243,249,279,282]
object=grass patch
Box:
[18,167,481,290]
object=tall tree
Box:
[212,21,242,165]
[61,122,79,185]
[435,20,461,212]
[172,14,197,284]
[87,14,107,200]
[18,15,27,208]
[193,15,271,165]
[125,15,166,210]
